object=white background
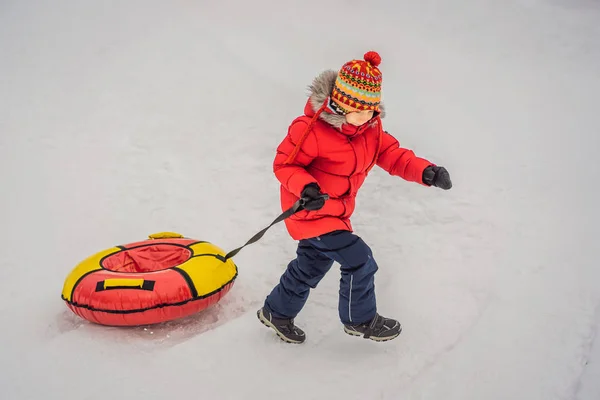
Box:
[1,1,599,399]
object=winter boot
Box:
[343,313,402,342]
[257,307,306,344]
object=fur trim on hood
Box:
[307,70,386,129]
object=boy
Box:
[257,51,452,343]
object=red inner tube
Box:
[101,244,192,273]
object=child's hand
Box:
[422,166,452,190]
[301,184,326,211]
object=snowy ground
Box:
[1,1,600,399]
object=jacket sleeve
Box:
[273,119,319,197]
[376,130,433,185]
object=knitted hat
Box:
[330,51,383,115]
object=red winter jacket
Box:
[274,71,433,240]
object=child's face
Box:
[345,110,375,126]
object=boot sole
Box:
[343,326,402,342]
[257,309,305,344]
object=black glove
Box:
[300,183,326,211]
[422,166,452,190]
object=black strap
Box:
[224,194,328,260]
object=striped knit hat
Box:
[330,51,382,115]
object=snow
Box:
[1,0,599,399]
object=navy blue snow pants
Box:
[264,230,378,325]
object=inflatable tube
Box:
[61,232,238,326]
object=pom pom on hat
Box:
[363,51,381,67]
[329,51,383,115]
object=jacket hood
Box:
[305,70,386,130]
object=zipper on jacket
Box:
[348,136,358,177]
